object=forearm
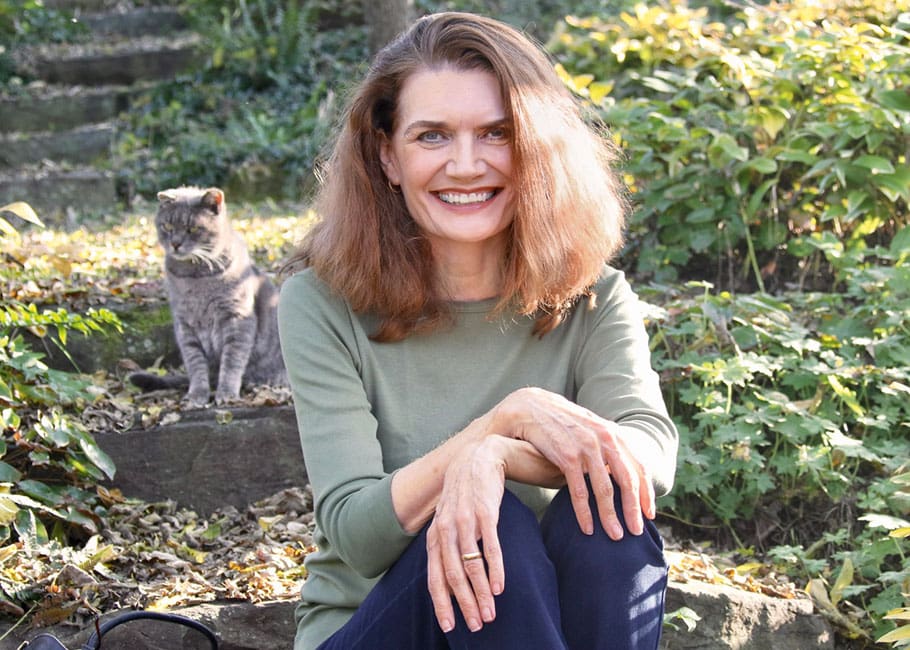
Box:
[391,417,567,534]
[391,412,492,534]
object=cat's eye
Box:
[188,226,199,233]
[161,223,173,232]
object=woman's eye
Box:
[418,130,446,144]
[485,127,510,142]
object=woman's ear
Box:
[379,136,401,186]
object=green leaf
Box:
[79,436,116,480]
[709,133,749,168]
[743,157,778,174]
[890,225,910,258]
[877,89,910,111]
[853,155,895,175]
[14,508,48,546]
[0,462,21,483]
[641,76,677,93]
[874,166,910,202]
[746,179,777,219]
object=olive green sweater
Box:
[277,266,678,650]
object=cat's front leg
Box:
[177,326,212,407]
[214,317,256,405]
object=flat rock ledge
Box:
[4,581,831,649]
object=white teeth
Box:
[438,191,495,205]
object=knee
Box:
[492,491,558,588]
[541,483,666,579]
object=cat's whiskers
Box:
[190,246,222,271]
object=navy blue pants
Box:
[317,484,668,649]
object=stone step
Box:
[0,82,147,134]
[0,585,834,650]
[0,122,115,168]
[43,0,174,10]
[12,34,202,86]
[96,406,308,515]
[0,165,119,222]
[79,6,188,39]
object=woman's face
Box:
[380,66,515,264]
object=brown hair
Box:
[286,12,627,341]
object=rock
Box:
[662,580,833,649]
[3,601,296,650]
[96,406,307,515]
[5,581,833,650]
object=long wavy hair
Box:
[285,12,627,342]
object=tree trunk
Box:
[363,0,414,54]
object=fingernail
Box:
[584,522,594,535]
[482,607,494,622]
[441,619,454,633]
[492,581,503,595]
[610,523,624,539]
[468,618,482,632]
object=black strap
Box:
[81,611,219,650]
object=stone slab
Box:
[0,84,141,134]
[81,6,188,38]
[33,45,200,86]
[1,580,833,650]
[0,167,118,219]
[0,123,115,168]
[661,580,832,649]
[95,406,307,515]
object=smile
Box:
[436,190,497,205]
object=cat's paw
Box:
[183,389,210,408]
[214,390,241,406]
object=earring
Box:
[387,180,400,194]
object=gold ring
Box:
[461,551,483,562]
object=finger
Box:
[639,462,656,520]
[614,438,651,534]
[443,541,483,632]
[456,508,496,627]
[598,432,648,536]
[482,523,505,597]
[426,526,456,633]
[587,459,624,540]
[461,544,495,624]
[564,466,594,535]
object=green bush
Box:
[0,204,120,553]
[640,225,910,641]
[549,1,910,291]
[545,1,910,641]
[115,0,364,201]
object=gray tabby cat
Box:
[129,187,287,406]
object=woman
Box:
[278,11,678,650]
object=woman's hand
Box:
[491,387,655,541]
[425,436,512,634]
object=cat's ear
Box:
[201,188,224,213]
[157,190,179,203]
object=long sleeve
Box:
[278,272,414,578]
[573,270,678,495]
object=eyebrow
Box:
[402,118,509,136]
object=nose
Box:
[447,135,485,179]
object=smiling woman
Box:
[278,11,677,650]
[379,67,514,300]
